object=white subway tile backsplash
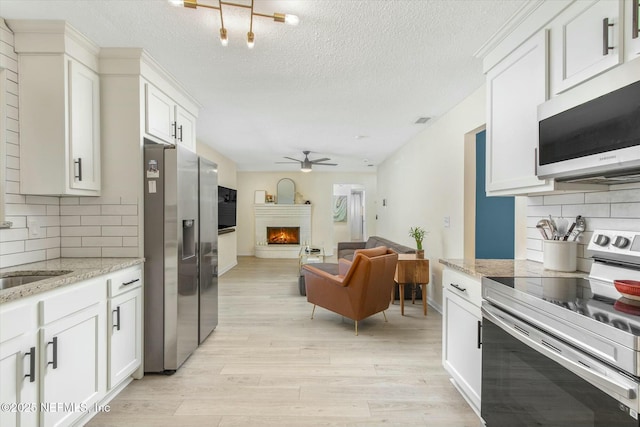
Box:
[47,205,60,216]
[611,203,640,218]
[122,237,138,247]
[61,247,101,258]
[82,236,123,247]
[102,226,137,237]
[61,237,81,247]
[46,227,60,238]
[5,217,26,228]
[0,227,28,242]
[0,240,25,255]
[60,205,101,216]
[102,247,139,258]
[1,250,46,267]
[27,215,60,227]
[585,218,640,231]
[527,205,562,217]
[47,248,60,260]
[80,196,121,205]
[81,216,121,226]
[6,155,19,169]
[585,187,640,204]
[25,237,60,252]
[101,204,137,216]
[60,197,80,205]
[122,216,138,226]
[5,204,47,216]
[5,141,19,157]
[60,226,101,237]
[25,195,59,205]
[60,216,81,226]
[5,168,19,182]
[5,181,19,194]
[562,204,610,218]
[4,194,25,204]
[121,197,138,205]
[543,193,585,205]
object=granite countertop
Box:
[439,258,588,280]
[0,257,144,304]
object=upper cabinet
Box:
[625,0,640,59]
[486,32,550,195]
[9,20,101,196]
[478,0,638,197]
[550,0,624,95]
[145,83,197,151]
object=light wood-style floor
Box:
[89,257,482,426]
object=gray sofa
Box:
[337,236,416,261]
[298,236,416,296]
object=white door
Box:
[68,59,101,192]
[145,84,176,144]
[550,0,623,95]
[0,333,38,427]
[41,304,104,427]
[108,288,142,389]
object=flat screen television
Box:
[218,186,237,230]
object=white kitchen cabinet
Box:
[145,83,197,151]
[442,268,482,414]
[486,31,552,196]
[550,0,624,96]
[40,278,106,427]
[10,21,101,196]
[625,0,640,60]
[107,266,142,389]
[0,302,38,427]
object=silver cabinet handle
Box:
[633,0,639,39]
[47,337,58,370]
[449,283,467,293]
[74,158,82,181]
[24,347,36,383]
[602,18,614,55]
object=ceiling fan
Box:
[277,151,338,172]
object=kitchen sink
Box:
[0,271,72,290]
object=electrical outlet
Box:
[28,219,41,238]
[443,216,450,228]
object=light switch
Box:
[28,219,41,238]
[443,216,450,228]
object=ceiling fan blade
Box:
[275,161,301,164]
[283,157,302,162]
[313,163,338,166]
[310,158,331,163]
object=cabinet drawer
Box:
[0,301,37,343]
[443,268,482,307]
[40,277,106,325]
[108,266,142,298]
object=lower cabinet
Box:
[442,268,482,414]
[0,264,142,427]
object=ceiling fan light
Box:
[219,28,228,46]
[301,166,312,173]
[247,31,255,49]
[284,14,300,26]
[168,0,184,6]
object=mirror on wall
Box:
[277,178,295,204]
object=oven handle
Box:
[482,304,635,399]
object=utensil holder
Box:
[543,240,577,272]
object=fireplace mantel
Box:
[254,204,311,258]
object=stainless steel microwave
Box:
[537,62,640,183]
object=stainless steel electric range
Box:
[481,229,640,427]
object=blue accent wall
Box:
[475,131,515,259]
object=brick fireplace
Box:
[254,205,311,258]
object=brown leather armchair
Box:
[302,246,399,335]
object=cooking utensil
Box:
[555,217,568,239]
[536,220,551,240]
[548,215,558,239]
[571,215,586,241]
[563,222,576,241]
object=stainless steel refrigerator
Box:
[143,141,218,373]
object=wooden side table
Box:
[392,254,430,316]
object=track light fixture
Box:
[169,0,299,48]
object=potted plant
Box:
[409,226,426,259]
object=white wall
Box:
[376,85,487,312]
[236,171,377,257]
[196,142,238,275]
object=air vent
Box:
[415,117,430,124]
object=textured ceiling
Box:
[0,0,526,172]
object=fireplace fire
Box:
[267,227,300,245]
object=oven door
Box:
[481,303,640,427]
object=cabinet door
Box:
[68,59,101,192]
[625,0,640,60]
[486,31,551,195]
[442,288,482,413]
[108,288,142,389]
[0,333,38,427]
[550,0,623,95]
[41,303,105,427]
[176,106,196,152]
[145,84,176,144]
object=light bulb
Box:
[247,32,255,49]
[168,0,184,6]
[284,14,299,26]
[219,28,228,46]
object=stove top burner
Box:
[487,276,640,337]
